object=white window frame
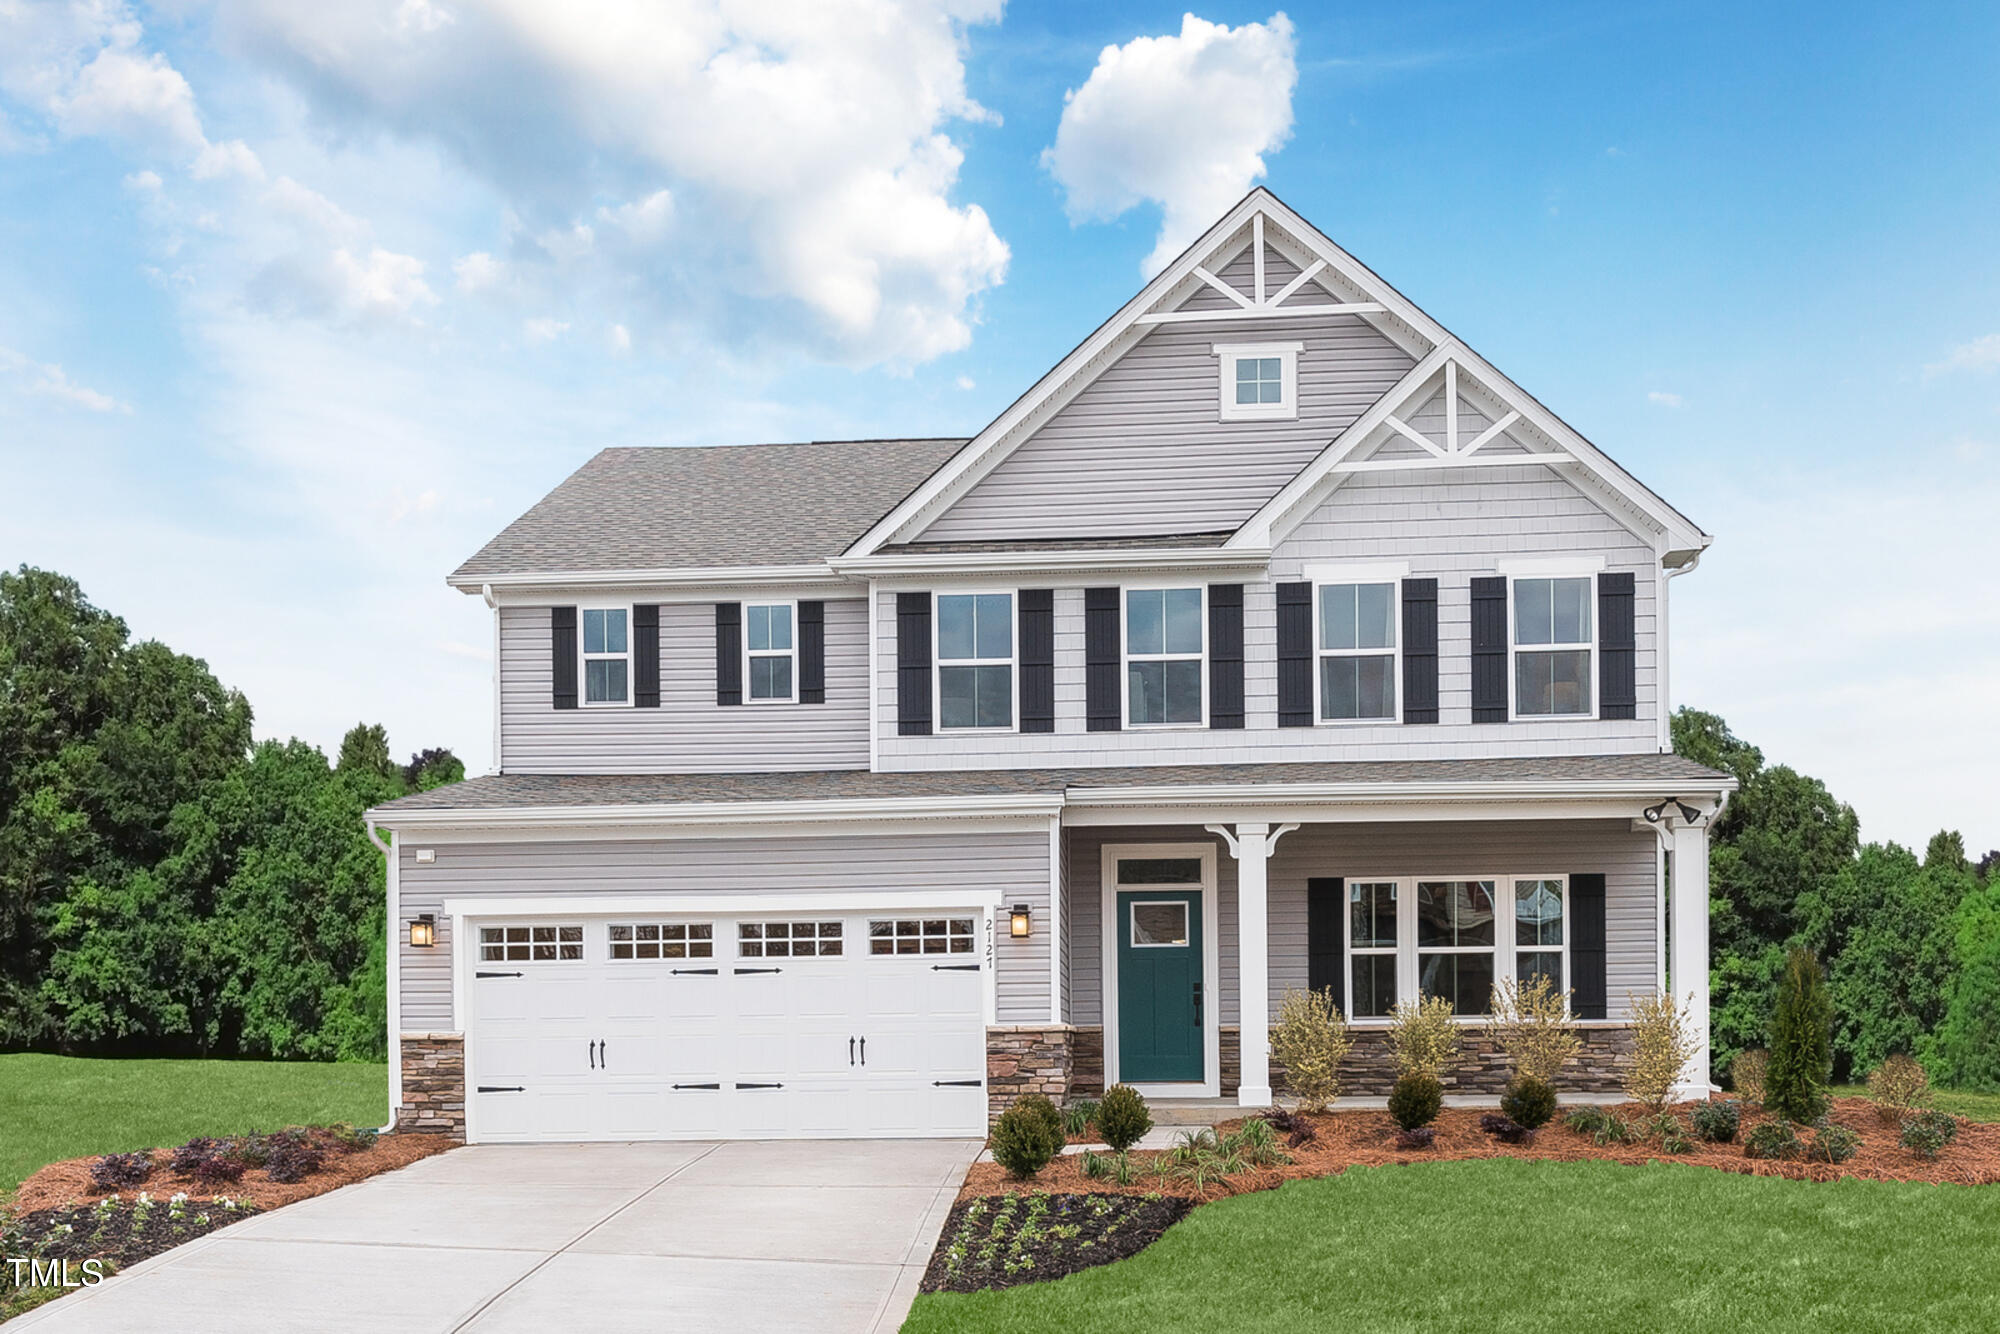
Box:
[477,922,585,964]
[1507,572,1598,721]
[737,919,845,959]
[578,604,633,708]
[932,588,1018,733]
[867,915,979,957]
[1126,899,1192,949]
[1342,873,1574,1025]
[607,921,716,962]
[743,600,798,705]
[1509,874,1570,999]
[1313,579,1402,725]
[1343,879,1401,1021]
[1121,582,1207,729]
[1213,341,1303,422]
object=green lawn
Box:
[0,1054,388,1191]
[1833,1083,2000,1123]
[905,1160,2000,1333]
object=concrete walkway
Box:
[12,1139,980,1334]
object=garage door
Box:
[464,911,989,1142]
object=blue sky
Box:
[2,2,1995,850]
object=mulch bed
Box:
[959,1097,2000,1203]
[920,1192,1194,1294]
[13,1132,453,1215]
[5,1197,261,1274]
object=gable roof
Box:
[847,188,1710,564]
[449,438,965,588]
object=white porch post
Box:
[1669,820,1712,1099]
[1235,823,1273,1108]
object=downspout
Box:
[483,584,502,776]
[366,818,400,1136]
[1658,547,1704,752]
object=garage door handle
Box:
[588,1040,595,1070]
[932,964,980,972]
[734,967,782,975]
[849,1037,856,1066]
[600,1040,608,1071]
[673,1083,720,1091]
[672,967,718,975]
[475,971,523,979]
[477,1086,525,1093]
[933,1079,982,1087]
[735,1082,783,1090]
[859,1037,865,1066]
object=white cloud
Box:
[453,250,504,292]
[608,323,631,353]
[1647,390,1683,408]
[192,137,263,180]
[955,373,975,390]
[123,167,162,191]
[0,345,134,413]
[1043,12,1297,274]
[522,317,569,343]
[1926,333,2000,377]
[334,247,438,318]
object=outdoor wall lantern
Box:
[409,914,437,948]
[1009,904,1032,938]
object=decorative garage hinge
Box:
[932,1079,982,1087]
[672,1083,721,1091]
[475,971,523,979]
[734,1082,783,1090]
[476,1086,525,1093]
[671,967,719,975]
[931,963,980,972]
[733,967,782,975]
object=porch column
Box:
[1209,820,1287,1108]
[1669,820,1712,1099]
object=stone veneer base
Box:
[396,1032,467,1140]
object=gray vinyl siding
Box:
[877,455,1659,767]
[1063,819,1657,1027]
[499,600,870,773]
[397,828,1051,1030]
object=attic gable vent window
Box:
[1214,342,1302,422]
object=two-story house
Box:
[368,190,1734,1143]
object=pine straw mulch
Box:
[12,1133,454,1216]
[959,1097,2000,1203]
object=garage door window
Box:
[609,922,714,960]
[480,924,582,962]
[739,921,844,957]
[869,917,976,956]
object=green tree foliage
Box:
[1765,947,1833,1122]
[1924,879,2000,1091]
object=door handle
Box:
[588,1039,595,1070]
[600,1040,608,1071]
[1192,981,1203,1025]
[849,1037,856,1066]
[859,1037,866,1066]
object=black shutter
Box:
[1084,587,1121,732]
[1307,877,1346,998]
[1471,576,1509,723]
[1276,582,1313,727]
[1598,572,1637,720]
[715,603,742,706]
[633,604,660,708]
[1401,578,1438,724]
[1019,590,1054,733]
[798,601,825,704]
[551,607,578,710]
[1207,583,1244,729]
[1570,873,1608,1020]
[896,592,932,736]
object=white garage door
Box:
[464,911,989,1142]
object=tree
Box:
[402,747,465,793]
[1924,880,2000,1091]
[1766,947,1833,1122]
[336,723,395,782]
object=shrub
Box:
[1900,1109,1960,1160]
[1262,1109,1317,1148]
[321,1124,378,1154]
[1015,1094,1065,1146]
[1731,1049,1770,1105]
[1866,1055,1932,1125]
[1477,1113,1533,1145]
[1500,1075,1558,1130]
[1391,1127,1435,1150]
[990,1099,1065,1179]
[1063,1098,1100,1138]
[1095,1084,1153,1152]
[1766,947,1833,1124]
[168,1136,247,1183]
[90,1151,154,1191]
[1564,1106,1611,1137]
[1624,990,1700,1112]
[1563,1106,1634,1145]
[1744,1121,1804,1161]
[1691,1099,1742,1143]
[1659,1117,1694,1155]
[264,1137,327,1184]
[1483,974,1581,1086]
[1269,987,1353,1113]
[1807,1123,1861,1165]
[1387,1073,1444,1130]
[1387,995,1461,1081]
[191,1154,248,1185]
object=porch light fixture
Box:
[1643,797,1702,827]
[1009,904,1032,938]
[409,914,437,948]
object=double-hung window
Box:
[1513,878,1566,991]
[1416,879,1497,1015]
[1347,875,1571,1021]
[937,592,1014,729]
[1347,881,1398,1019]
[581,607,630,705]
[1318,582,1396,721]
[1125,587,1204,726]
[745,603,796,703]
[1513,576,1593,716]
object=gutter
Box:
[448,563,845,594]
[829,546,1272,579]
[368,790,1069,832]
[1064,775,1739,808]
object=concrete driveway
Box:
[12,1139,979,1333]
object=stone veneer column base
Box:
[986,1025,1077,1125]
[396,1032,467,1140]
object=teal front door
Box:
[1116,890,1204,1084]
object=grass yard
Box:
[1832,1083,2000,1123]
[0,1054,388,1191]
[904,1159,2000,1334]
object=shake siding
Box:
[499,600,870,773]
[1064,820,1657,1026]
[398,829,1052,1030]
[877,462,1660,767]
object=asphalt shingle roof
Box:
[451,439,967,581]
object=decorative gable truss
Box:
[1136,213,1387,328]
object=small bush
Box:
[1016,1094,1065,1145]
[1731,1049,1770,1105]
[1263,1109,1317,1148]
[1095,1084,1153,1152]
[1063,1098,1100,1138]
[1659,1117,1694,1155]
[1484,974,1582,1085]
[1766,947,1834,1124]
[1690,1099,1741,1144]
[1500,1075,1558,1130]
[1900,1109,1960,1161]
[89,1151,154,1192]
[1562,1106,1634,1145]
[1624,990,1700,1111]
[1564,1106,1611,1137]
[1387,995,1461,1081]
[325,1124,378,1154]
[1744,1121,1804,1161]
[1866,1055,1932,1125]
[990,1100,1065,1179]
[1807,1123,1862,1165]
[1269,987,1353,1113]
[264,1137,327,1184]
[1392,1127,1435,1150]
[191,1154,248,1185]
[1476,1113,1534,1145]
[1387,1073,1444,1130]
